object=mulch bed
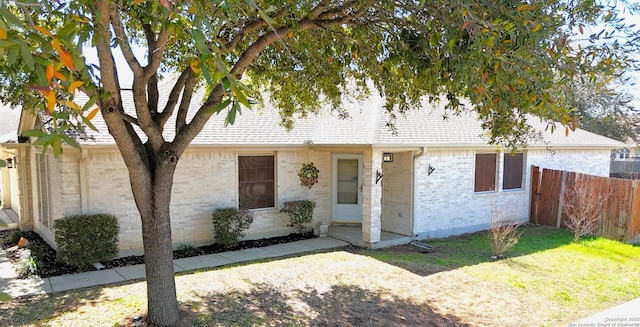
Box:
[0,229,316,278]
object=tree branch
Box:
[156,69,192,130]
[110,8,143,77]
[176,71,197,135]
[173,5,365,153]
[222,8,288,52]
[144,25,170,80]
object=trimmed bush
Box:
[54,214,120,268]
[281,200,316,234]
[212,208,254,248]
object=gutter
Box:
[411,147,426,238]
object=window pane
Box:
[474,153,496,192]
[239,156,275,209]
[503,153,524,190]
[337,159,358,204]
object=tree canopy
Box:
[1,0,639,325]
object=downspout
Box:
[18,146,30,230]
[411,147,426,238]
[79,148,88,214]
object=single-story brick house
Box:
[0,83,624,254]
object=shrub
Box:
[54,214,120,268]
[9,229,22,244]
[562,177,602,242]
[212,208,254,248]
[489,202,523,259]
[281,200,316,234]
[16,248,37,278]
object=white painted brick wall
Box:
[382,151,412,235]
[47,147,331,255]
[413,148,612,239]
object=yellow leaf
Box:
[51,38,61,50]
[68,81,84,93]
[0,28,6,40]
[87,107,100,121]
[58,47,76,71]
[134,0,145,4]
[565,126,569,137]
[518,4,530,11]
[189,59,201,74]
[63,100,81,110]
[532,23,541,33]
[46,64,54,83]
[287,30,293,39]
[53,72,66,81]
[47,91,56,113]
[34,26,52,37]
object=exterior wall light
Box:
[6,157,14,169]
[383,153,393,163]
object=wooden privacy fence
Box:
[530,166,640,243]
[610,160,640,180]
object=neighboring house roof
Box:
[24,78,628,149]
[0,103,22,144]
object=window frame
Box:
[237,154,276,210]
[502,152,524,190]
[474,153,498,193]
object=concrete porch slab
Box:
[328,225,413,249]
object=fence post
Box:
[556,170,568,228]
[530,165,540,224]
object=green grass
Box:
[2,225,638,326]
[360,225,640,324]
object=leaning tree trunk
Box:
[131,154,181,325]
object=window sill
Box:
[245,207,277,212]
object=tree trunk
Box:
[134,158,180,326]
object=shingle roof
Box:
[25,79,628,149]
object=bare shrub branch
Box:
[562,176,602,242]
[489,201,523,259]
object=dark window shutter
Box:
[503,153,524,189]
[474,153,496,192]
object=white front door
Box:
[332,154,363,223]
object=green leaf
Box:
[0,40,18,47]
[0,7,22,26]
[7,44,19,65]
[60,134,81,149]
[82,95,98,111]
[19,41,34,70]
[81,116,99,132]
[225,101,239,126]
[0,292,10,301]
[52,135,62,158]
[31,133,55,146]
[0,159,5,168]
[208,99,231,114]
[231,82,250,108]
[22,129,48,137]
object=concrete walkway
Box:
[0,208,18,231]
[570,297,640,326]
[0,237,348,298]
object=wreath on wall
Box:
[298,163,319,188]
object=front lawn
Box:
[2,225,639,326]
